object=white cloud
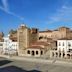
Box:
[0,0,24,20]
[2,0,9,11]
[47,5,72,24]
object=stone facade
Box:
[30,28,39,43]
[39,27,72,41]
[26,47,44,57]
[0,42,3,54]
[17,24,30,56]
[0,32,4,42]
[17,24,38,56]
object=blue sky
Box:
[0,0,72,35]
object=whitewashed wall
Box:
[57,40,72,52]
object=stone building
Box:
[26,41,50,57]
[0,32,4,54]
[30,28,39,43]
[0,32,4,42]
[17,24,30,56]
[39,30,52,40]
[39,27,72,41]
[17,24,38,56]
[26,46,45,57]
[0,42,3,54]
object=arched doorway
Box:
[32,51,35,56]
[52,52,54,57]
[27,50,30,54]
[71,54,72,59]
[67,54,70,59]
[63,53,65,58]
[59,53,61,57]
[56,52,58,57]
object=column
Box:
[58,52,59,58]
[50,51,52,58]
[70,54,71,59]
[64,53,67,59]
[61,52,63,58]
[54,52,56,58]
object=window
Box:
[41,51,43,55]
[63,48,64,52]
[55,41,57,46]
[63,42,64,46]
[59,48,61,52]
[39,36,43,40]
[36,51,38,55]
[59,42,61,46]
[27,50,30,54]
[68,42,71,47]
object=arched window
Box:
[63,42,64,46]
[41,51,43,55]
[63,48,64,52]
[27,50,30,54]
[68,42,71,47]
[36,51,38,55]
[39,36,43,40]
[59,48,61,52]
[59,42,61,46]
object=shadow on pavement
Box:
[28,70,41,72]
[0,60,12,66]
[0,65,41,72]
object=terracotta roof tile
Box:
[30,41,49,46]
[28,46,44,49]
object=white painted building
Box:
[0,42,3,54]
[1,35,19,55]
[57,39,72,52]
[50,38,72,59]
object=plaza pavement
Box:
[0,55,72,66]
[0,57,72,72]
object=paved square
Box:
[0,57,72,72]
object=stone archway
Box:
[56,52,58,57]
[67,54,70,59]
[52,52,54,57]
[59,52,61,57]
[70,54,72,59]
[63,53,65,58]
[32,51,35,56]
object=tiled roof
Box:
[29,41,51,49]
[28,46,44,49]
[30,41,49,46]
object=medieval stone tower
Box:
[17,24,38,56]
[17,24,30,56]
